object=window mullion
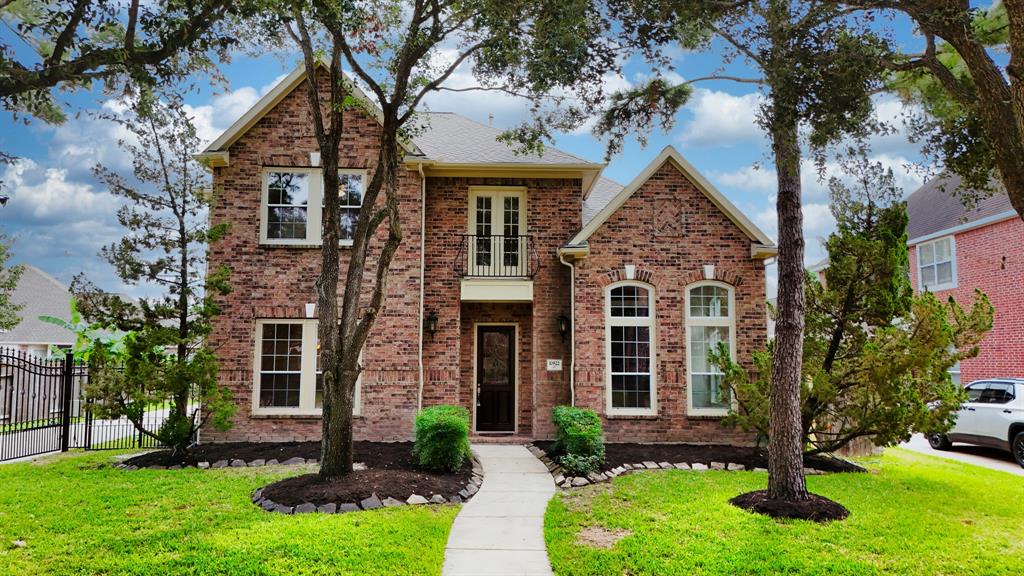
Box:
[310,170,324,245]
[299,321,317,410]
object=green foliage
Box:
[0,235,22,332]
[414,405,471,473]
[72,94,234,455]
[40,297,127,362]
[715,160,994,454]
[552,405,604,475]
[887,3,1008,205]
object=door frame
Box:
[472,322,519,434]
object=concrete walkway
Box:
[442,444,556,576]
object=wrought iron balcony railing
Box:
[455,234,538,278]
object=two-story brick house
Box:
[196,65,777,444]
[906,175,1024,384]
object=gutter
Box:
[558,243,588,406]
[417,163,427,412]
[906,210,1018,246]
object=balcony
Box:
[455,235,537,302]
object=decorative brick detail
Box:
[681,267,743,287]
[598,267,657,287]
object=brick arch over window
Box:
[681,267,744,287]
[597,267,659,288]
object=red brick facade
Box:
[573,162,766,444]
[201,76,771,444]
[908,217,1024,383]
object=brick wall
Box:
[202,74,424,442]
[908,217,1024,383]
[573,161,767,444]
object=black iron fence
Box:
[0,347,186,461]
[455,234,538,278]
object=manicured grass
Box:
[0,451,458,575]
[545,448,1024,575]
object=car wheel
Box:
[1013,432,1024,469]
[928,433,952,450]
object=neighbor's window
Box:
[254,319,360,415]
[917,236,956,291]
[686,282,735,416]
[261,168,367,245]
[605,283,656,415]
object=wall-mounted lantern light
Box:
[557,312,570,342]
[425,310,438,338]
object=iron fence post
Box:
[60,352,73,452]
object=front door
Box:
[476,325,515,432]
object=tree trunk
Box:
[1001,0,1024,220]
[767,111,809,502]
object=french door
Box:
[468,188,527,277]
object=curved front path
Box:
[442,444,556,576]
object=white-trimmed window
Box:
[605,282,656,415]
[254,319,360,416]
[917,236,956,291]
[260,168,367,245]
[686,282,736,416]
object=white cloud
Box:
[1,159,119,223]
[677,89,765,148]
[710,164,774,193]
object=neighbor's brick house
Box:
[196,65,777,443]
[905,175,1024,384]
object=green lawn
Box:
[0,451,458,576]
[545,448,1024,576]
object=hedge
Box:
[552,405,604,475]
[413,405,472,473]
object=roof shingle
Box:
[0,266,74,346]
[907,174,1015,240]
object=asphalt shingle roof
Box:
[412,112,595,165]
[907,173,1014,240]
[582,177,625,226]
[0,265,74,346]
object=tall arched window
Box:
[686,282,735,416]
[605,282,656,415]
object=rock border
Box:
[114,455,328,471]
[250,455,484,515]
[525,444,828,489]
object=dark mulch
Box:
[262,463,472,506]
[125,440,415,469]
[535,442,864,474]
[730,490,850,522]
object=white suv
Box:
[928,378,1024,468]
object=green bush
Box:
[414,405,471,473]
[552,405,604,475]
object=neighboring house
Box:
[0,265,74,357]
[906,175,1024,384]
[196,65,776,443]
[0,266,75,426]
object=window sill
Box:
[921,282,957,292]
[251,411,363,419]
[686,410,729,419]
[606,412,658,420]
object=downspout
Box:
[558,251,576,406]
[417,162,426,412]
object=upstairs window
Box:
[917,236,956,291]
[686,282,735,416]
[260,168,367,245]
[605,282,656,415]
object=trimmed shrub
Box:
[414,405,471,473]
[552,405,604,475]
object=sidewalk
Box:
[442,444,556,576]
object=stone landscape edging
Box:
[115,455,320,471]
[525,444,828,489]
[249,454,484,515]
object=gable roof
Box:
[197,63,421,163]
[568,146,776,254]
[583,177,625,226]
[0,266,74,346]
[196,64,605,192]
[907,173,1017,242]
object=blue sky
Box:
[0,13,934,299]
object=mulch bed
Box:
[125,441,406,469]
[730,490,850,522]
[535,442,865,474]
[261,464,472,506]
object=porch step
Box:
[469,434,534,445]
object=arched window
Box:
[686,282,735,416]
[605,282,656,415]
